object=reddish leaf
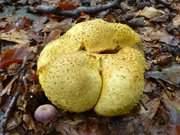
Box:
[176,125,180,135]
[58,1,79,10]
[0,45,33,69]
[0,22,8,31]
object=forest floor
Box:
[0,0,180,135]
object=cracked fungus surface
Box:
[37,19,146,116]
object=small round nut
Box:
[34,104,57,123]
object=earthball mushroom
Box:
[37,19,146,116]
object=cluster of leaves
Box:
[0,0,179,135]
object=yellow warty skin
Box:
[37,19,146,116]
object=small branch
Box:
[29,0,121,17]
[0,57,27,135]
[140,100,148,111]
[0,91,20,135]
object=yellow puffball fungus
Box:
[37,19,146,116]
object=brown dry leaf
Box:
[58,1,79,10]
[32,16,48,32]
[0,29,30,44]
[0,21,8,30]
[43,18,73,33]
[0,75,18,96]
[149,30,170,41]
[55,122,79,135]
[45,29,61,43]
[139,98,160,119]
[162,94,180,124]
[137,7,164,19]
[176,125,180,135]
[78,123,109,135]
[146,65,180,86]
[23,114,36,130]
[56,120,109,135]
[159,35,179,46]
[6,111,22,131]
[173,14,180,27]
[139,27,154,41]
[144,80,157,93]
[155,53,173,66]
[0,45,34,69]
[140,27,170,42]
[43,21,62,32]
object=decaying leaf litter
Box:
[0,0,180,135]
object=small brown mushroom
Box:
[34,104,57,123]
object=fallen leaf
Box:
[140,28,170,42]
[159,65,180,85]
[160,35,179,46]
[55,120,109,135]
[151,14,169,23]
[139,98,160,119]
[162,94,180,124]
[128,17,146,27]
[155,53,172,66]
[55,122,79,135]
[0,29,30,44]
[173,14,180,27]
[137,7,164,19]
[0,45,34,69]
[144,80,157,93]
[32,16,48,32]
[0,75,18,96]
[145,65,180,86]
[58,1,79,10]
[23,114,36,130]
[176,125,180,135]
[6,111,22,131]
[0,21,8,30]
[79,123,109,135]
[43,18,73,33]
[45,29,61,43]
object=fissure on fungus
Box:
[37,19,146,116]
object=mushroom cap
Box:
[94,47,145,116]
[37,19,146,116]
[38,52,102,112]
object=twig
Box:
[29,0,121,17]
[0,91,20,135]
[0,57,27,135]
[140,100,148,111]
